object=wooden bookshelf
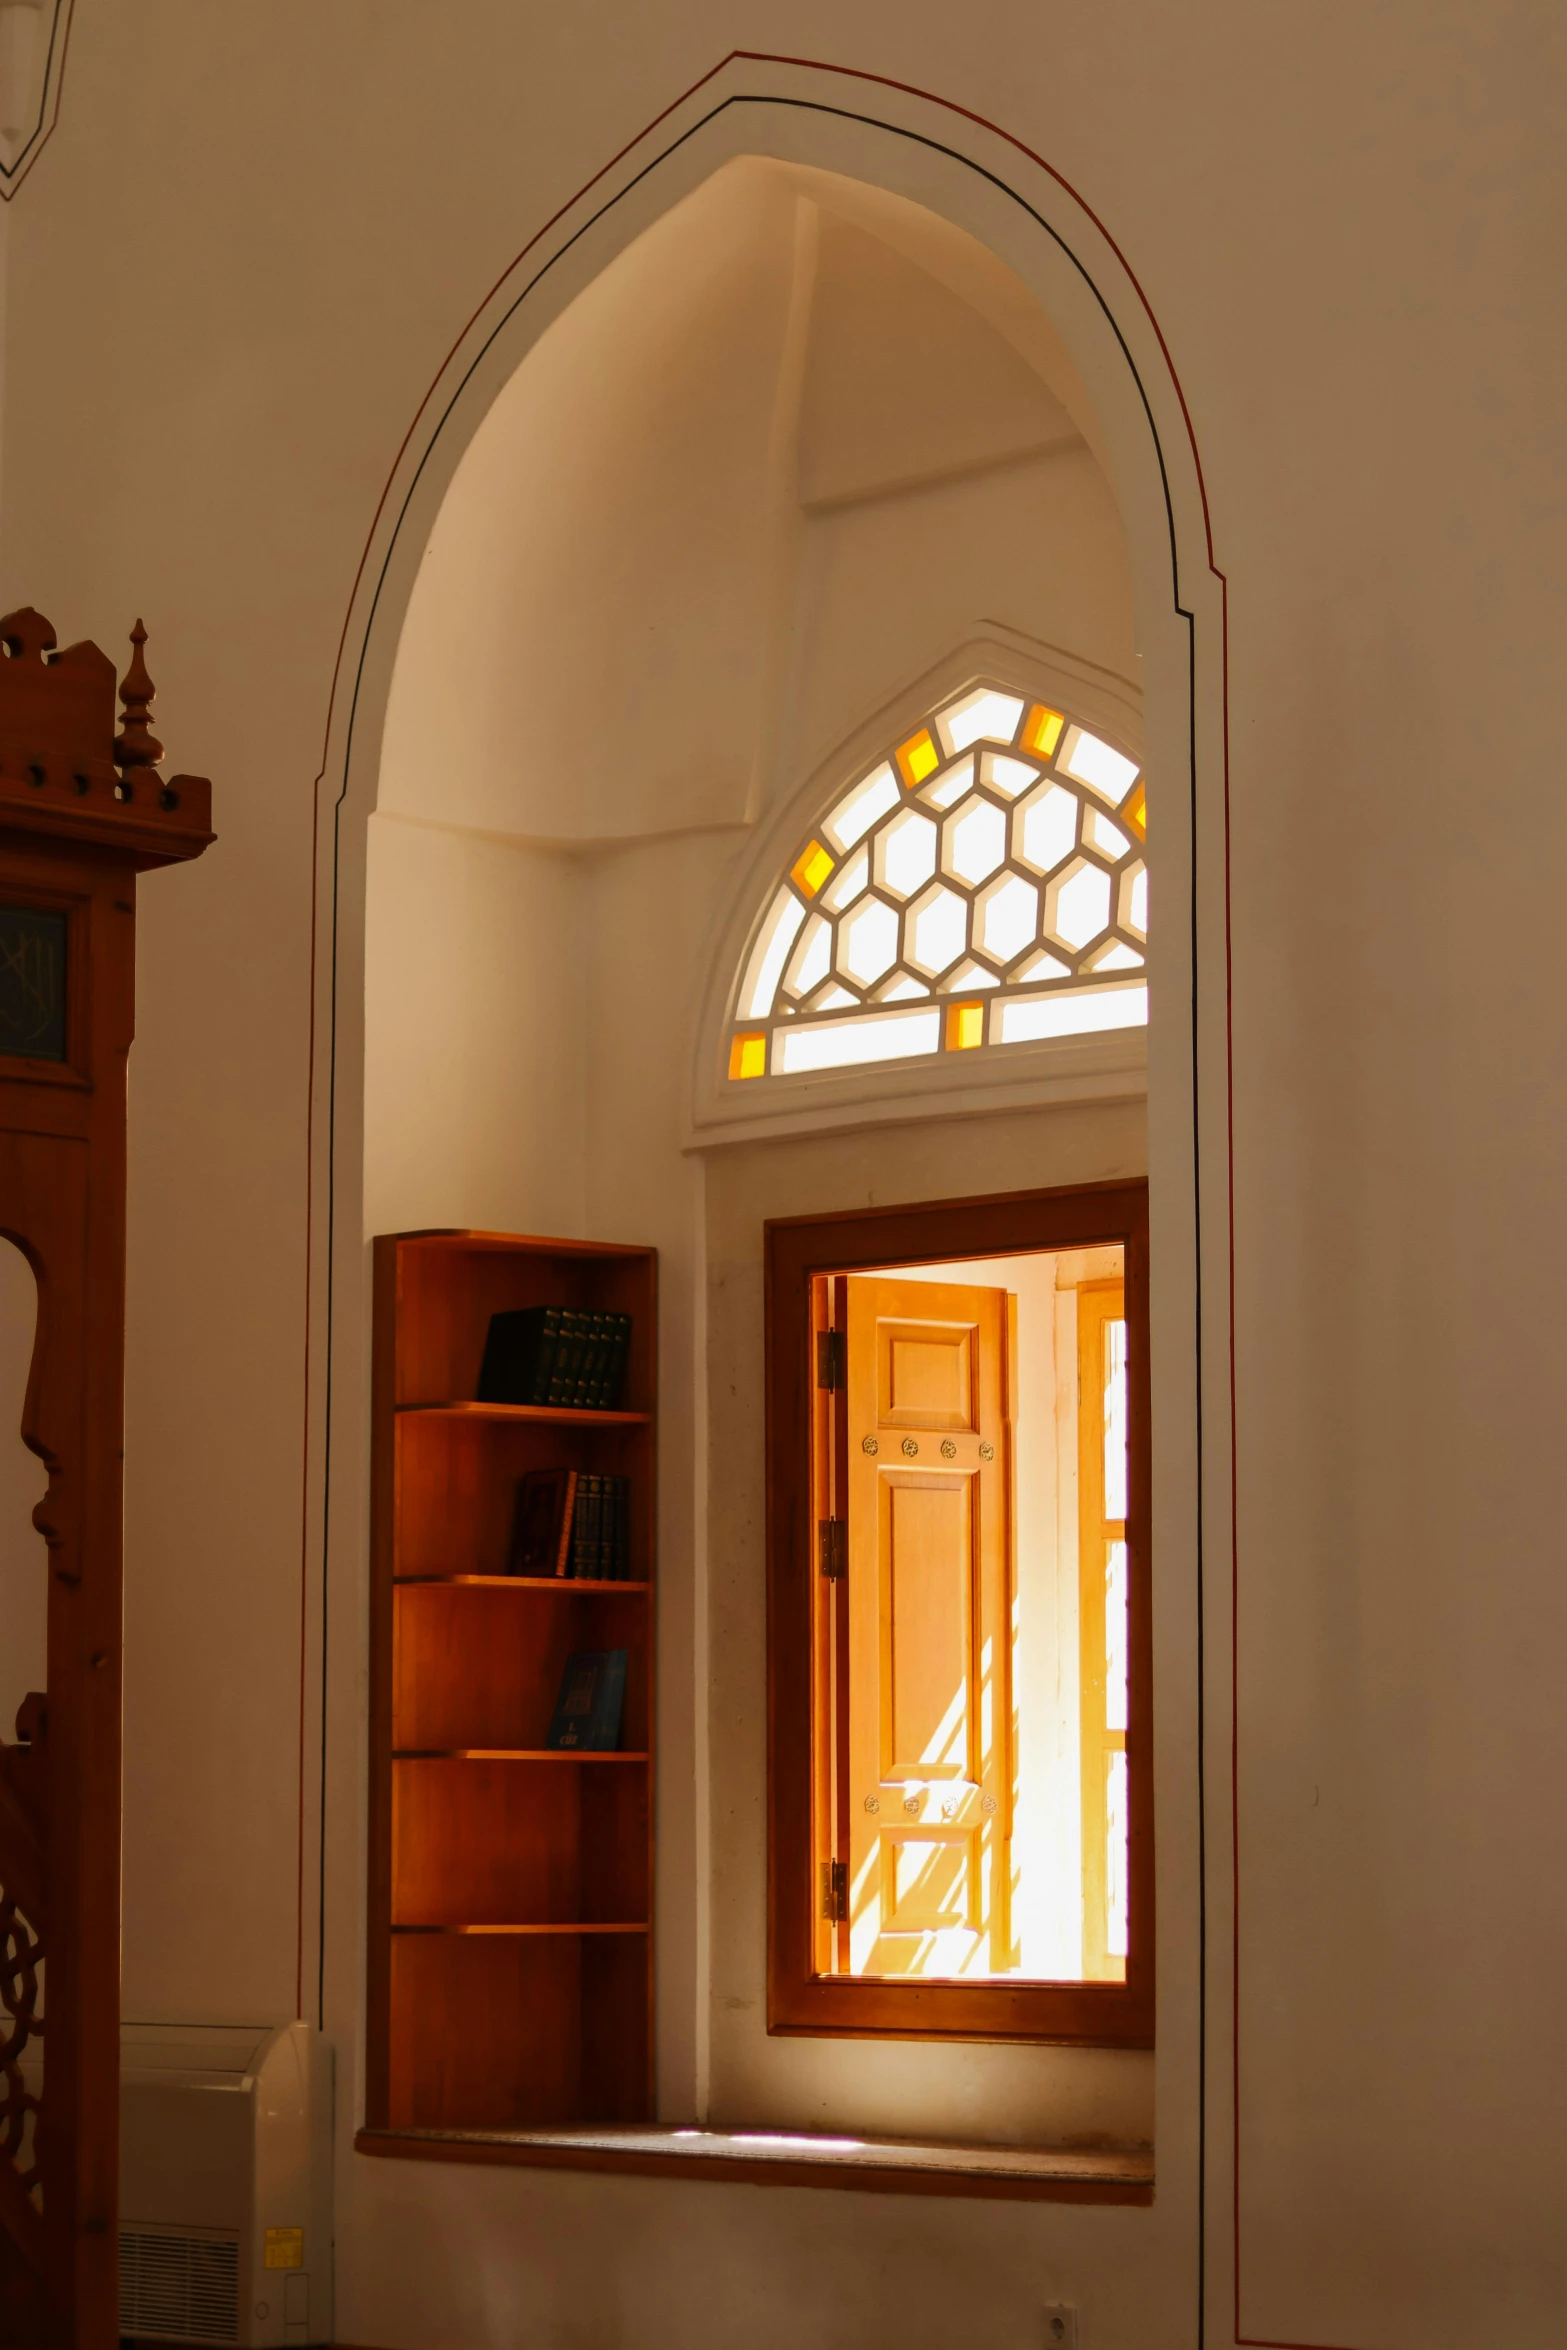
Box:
[366,1229,657,2131]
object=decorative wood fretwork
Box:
[0,1696,45,2272]
[0,609,213,2348]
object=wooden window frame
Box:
[765,1179,1153,2047]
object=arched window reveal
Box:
[729,685,1146,1081]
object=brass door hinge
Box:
[820,1858,848,1922]
[816,1328,845,1391]
[818,1518,847,1580]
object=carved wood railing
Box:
[0,610,213,2346]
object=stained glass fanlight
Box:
[728,685,1147,1080]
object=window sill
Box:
[354,2124,1152,2203]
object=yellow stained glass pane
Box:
[790,840,835,898]
[728,1032,768,1080]
[1024,704,1066,759]
[945,1000,985,1051]
[1122,779,1146,839]
[896,729,940,789]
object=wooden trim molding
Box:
[354,2124,1152,2205]
[765,1181,1154,2047]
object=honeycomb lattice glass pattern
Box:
[731,685,1147,1078]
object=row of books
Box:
[510,1467,632,1581]
[478,1306,631,1411]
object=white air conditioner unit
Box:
[118,2020,332,2349]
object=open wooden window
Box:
[767,1182,1152,2045]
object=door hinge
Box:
[820,1858,848,1922]
[816,1328,845,1390]
[818,1518,847,1580]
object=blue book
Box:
[545,1649,628,1751]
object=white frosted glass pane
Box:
[783,912,831,999]
[740,888,805,1019]
[1017,784,1078,875]
[1013,947,1071,983]
[1129,865,1148,937]
[937,687,1025,754]
[1105,1540,1129,1733]
[919,755,975,811]
[938,958,999,992]
[1106,1751,1128,1959]
[878,808,937,898]
[981,752,1038,798]
[908,885,968,976]
[824,764,900,851]
[775,1006,942,1073]
[994,984,1147,1043]
[807,981,858,1011]
[1084,808,1130,860]
[1061,726,1139,805]
[837,895,899,986]
[1104,1319,1127,1519]
[876,971,930,1001]
[974,873,1038,964]
[945,796,1007,885]
[822,846,869,912]
[1049,862,1112,950]
[1088,941,1145,971]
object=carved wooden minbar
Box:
[0,609,213,2347]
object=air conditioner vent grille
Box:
[119,2226,240,2343]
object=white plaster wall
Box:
[0,9,1559,2350]
[378,162,804,845]
[362,817,588,1241]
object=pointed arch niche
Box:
[345,77,1215,2196]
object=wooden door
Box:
[844,1277,1011,1977]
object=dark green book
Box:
[582,1310,614,1407]
[568,1473,604,1579]
[477,1306,562,1405]
[546,1306,585,1407]
[545,1650,628,1750]
[599,1313,631,1410]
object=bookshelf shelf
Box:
[392,1923,652,1937]
[397,1401,652,1427]
[369,1228,657,2133]
[392,1750,650,1763]
[393,1574,651,1593]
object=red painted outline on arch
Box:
[0,0,78,204]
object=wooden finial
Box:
[114,619,163,775]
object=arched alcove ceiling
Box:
[377,156,1139,851]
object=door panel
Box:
[882,1474,972,1781]
[877,1321,976,1430]
[886,1834,972,1933]
[846,1276,1011,1977]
